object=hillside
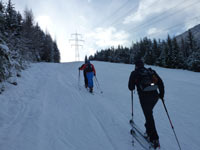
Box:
[176,24,200,46]
[0,61,200,150]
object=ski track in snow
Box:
[0,61,200,150]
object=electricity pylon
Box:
[69,32,84,61]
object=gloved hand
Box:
[78,67,80,70]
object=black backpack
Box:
[85,63,93,72]
[137,68,158,91]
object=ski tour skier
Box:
[128,59,165,149]
[79,59,88,88]
[79,60,96,93]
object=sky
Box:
[3,0,200,62]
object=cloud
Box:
[14,0,200,62]
[123,0,159,24]
[85,27,130,48]
[76,27,130,59]
[147,27,168,38]
[36,15,52,31]
[147,28,158,35]
[183,6,200,30]
[123,0,184,24]
[122,0,200,41]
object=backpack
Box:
[85,63,93,72]
[137,68,158,91]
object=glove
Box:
[78,67,80,70]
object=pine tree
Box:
[166,35,173,68]
[22,8,39,61]
[0,1,4,13]
[1,0,61,87]
[91,28,199,72]
[53,41,60,63]
[155,39,162,65]
[16,11,22,33]
[186,30,199,70]
[157,41,168,67]
[132,42,140,63]
[141,37,148,58]
[153,39,160,59]
[5,0,18,30]
[187,48,200,72]
[129,42,135,64]
[186,30,196,56]
[144,38,154,65]
[41,33,54,62]
[31,23,45,61]
[171,37,179,68]
[22,8,34,38]
[0,1,5,31]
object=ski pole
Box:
[161,98,182,150]
[94,77,98,89]
[78,70,80,89]
[130,91,135,146]
[131,91,133,121]
[94,76,103,93]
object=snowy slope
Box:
[0,61,200,150]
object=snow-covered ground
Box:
[0,61,200,150]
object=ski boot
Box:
[144,132,150,141]
[89,88,93,93]
[151,139,160,149]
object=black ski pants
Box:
[83,70,88,87]
[138,91,159,141]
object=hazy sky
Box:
[3,0,200,62]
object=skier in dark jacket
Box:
[128,60,164,149]
[79,60,96,93]
[80,60,88,88]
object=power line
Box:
[127,0,200,33]
[108,4,138,27]
[99,0,199,34]
[69,33,84,61]
[89,0,200,46]
[109,0,163,29]
[126,0,189,32]
[147,15,200,37]
[97,0,160,29]
[92,0,131,28]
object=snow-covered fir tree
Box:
[91,26,200,72]
[0,0,61,91]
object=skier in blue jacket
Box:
[79,61,96,93]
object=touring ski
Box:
[129,120,160,150]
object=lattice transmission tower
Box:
[69,33,84,61]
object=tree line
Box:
[0,0,60,85]
[90,30,200,72]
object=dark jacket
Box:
[80,64,87,75]
[128,67,164,99]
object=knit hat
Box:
[134,59,144,68]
